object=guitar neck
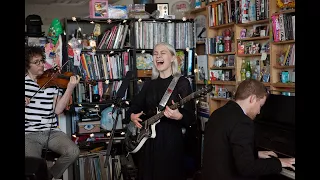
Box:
[146,93,195,125]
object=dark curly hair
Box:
[25,46,46,74]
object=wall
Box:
[26,0,190,35]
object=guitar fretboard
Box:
[145,88,208,126]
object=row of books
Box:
[271,13,295,42]
[134,21,194,50]
[204,36,232,55]
[279,44,295,66]
[208,0,234,26]
[78,52,130,81]
[74,80,124,104]
[97,24,130,50]
[207,0,270,27]
[75,151,123,180]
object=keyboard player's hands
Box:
[258,151,278,159]
[279,158,295,171]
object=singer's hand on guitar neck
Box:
[131,111,144,129]
[164,100,183,120]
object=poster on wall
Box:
[44,35,62,70]
[194,15,207,42]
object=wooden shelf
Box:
[194,1,295,114]
[237,36,270,41]
[208,52,236,56]
[236,19,269,27]
[272,40,295,45]
[211,97,231,101]
[208,0,227,5]
[263,82,271,86]
[211,81,236,85]
[82,48,132,53]
[196,81,206,85]
[187,6,206,14]
[270,89,295,93]
[196,41,205,45]
[272,82,295,88]
[237,53,268,57]
[273,9,295,15]
[137,69,152,78]
[209,22,235,29]
[273,65,295,69]
[237,81,270,87]
[210,66,235,70]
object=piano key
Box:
[280,168,295,179]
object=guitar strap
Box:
[157,74,181,111]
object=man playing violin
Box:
[25,46,80,180]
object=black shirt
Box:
[127,75,195,180]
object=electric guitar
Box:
[124,85,213,154]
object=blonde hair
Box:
[151,42,181,80]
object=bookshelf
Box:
[188,0,295,114]
[60,17,196,179]
[62,17,195,104]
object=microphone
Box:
[115,71,133,100]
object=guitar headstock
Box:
[195,85,213,98]
[202,85,213,94]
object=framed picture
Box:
[157,4,169,18]
[89,0,108,18]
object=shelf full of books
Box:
[134,20,195,49]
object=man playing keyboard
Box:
[259,151,295,179]
[202,79,295,180]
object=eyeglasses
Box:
[30,59,45,65]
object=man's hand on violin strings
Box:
[67,75,80,90]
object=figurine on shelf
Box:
[277,0,295,10]
[224,29,232,52]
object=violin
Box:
[34,67,96,110]
[37,68,73,89]
[37,68,97,89]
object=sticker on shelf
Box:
[261,52,267,61]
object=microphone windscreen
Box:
[116,71,133,99]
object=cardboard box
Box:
[78,121,101,134]
[89,0,108,19]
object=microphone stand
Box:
[104,71,132,179]
[104,98,123,180]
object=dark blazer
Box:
[202,100,282,180]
